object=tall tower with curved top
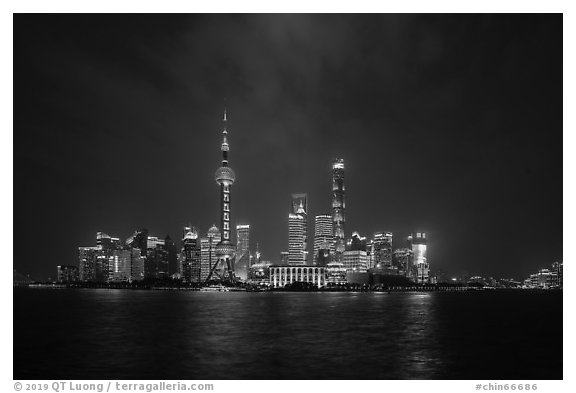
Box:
[332,158,346,261]
[212,109,236,281]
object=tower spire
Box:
[211,108,237,283]
[221,108,229,165]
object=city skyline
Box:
[14,14,562,281]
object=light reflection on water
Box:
[14,289,562,380]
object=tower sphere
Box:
[215,241,236,259]
[215,166,236,186]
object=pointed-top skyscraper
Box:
[212,109,236,281]
[332,158,346,261]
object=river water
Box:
[13,289,562,379]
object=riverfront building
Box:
[181,226,201,282]
[288,213,307,265]
[78,246,100,282]
[409,233,429,283]
[269,265,326,288]
[56,265,79,283]
[373,232,393,271]
[248,261,272,285]
[342,250,368,272]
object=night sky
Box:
[14,14,562,281]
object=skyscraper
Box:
[290,193,308,264]
[200,225,221,282]
[235,224,250,281]
[163,235,178,276]
[78,246,100,282]
[109,249,131,282]
[213,110,236,281]
[373,232,393,271]
[130,248,145,282]
[145,236,169,280]
[181,226,201,283]
[393,248,413,277]
[96,231,121,282]
[288,213,306,265]
[332,158,346,260]
[342,250,368,272]
[409,233,429,283]
[314,214,333,264]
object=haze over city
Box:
[14,14,562,281]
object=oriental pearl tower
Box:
[212,109,236,281]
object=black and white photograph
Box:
[9,4,568,389]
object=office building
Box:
[201,225,221,282]
[409,233,429,283]
[181,226,201,283]
[130,248,145,282]
[288,213,307,265]
[56,265,79,283]
[342,250,368,272]
[347,231,367,251]
[78,246,100,282]
[373,232,393,271]
[393,248,413,276]
[126,229,148,252]
[332,158,346,260]
[314,214,333,264]
[109,249,132,282]
[163,235,178,276]
[235,224,250,281]
[97,231,121,251]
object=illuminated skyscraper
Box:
[181,226,201,283]
[288,213,306,265]
[145,236,169,280]
[332,158,346,260]
[96,231,121,282]
[393,248,413,276]
[314,214,333,264]
[200,225,221,282]
[109,249,131,282]
[212,110,236,281]
[373,232,393,271]
[409,233,429,283]
[235,224,250,280]
[289,193,308,264]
